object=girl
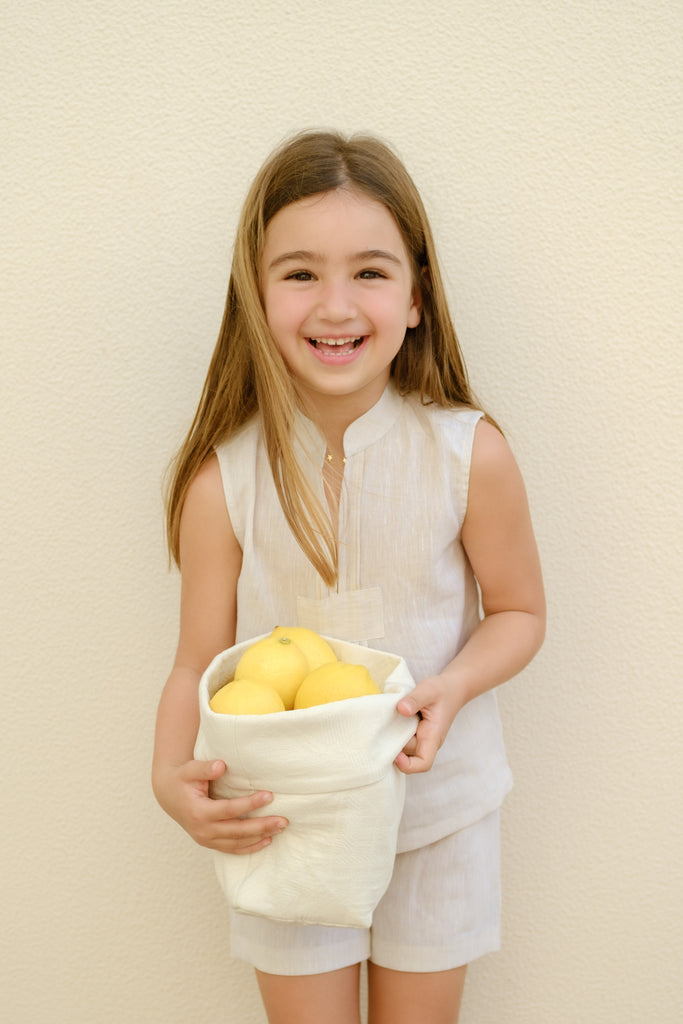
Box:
[152,130,545,1024]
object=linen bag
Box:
[194,634,417,928]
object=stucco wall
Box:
[3,2,681,1021]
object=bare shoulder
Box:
[179,454,239,561]
[464,418,544,621]
[469,419,527,504]
[175,453,242,670]
[182,452,227,521]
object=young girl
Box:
[152,130,545,1024]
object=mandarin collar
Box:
[294,382,403,464]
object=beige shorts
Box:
[228,809,501,976]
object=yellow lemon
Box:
[293,661,381,709]
[209,678,286,715]
[234,635,308,710]
[270,626,337,672]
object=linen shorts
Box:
[228,809,501,976]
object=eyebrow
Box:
[266,248,403,270]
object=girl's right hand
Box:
[157,758,289,855]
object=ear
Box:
[407,281,423,328]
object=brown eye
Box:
[286,271,314,282]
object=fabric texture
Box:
[228,810,502,975]
[215,382,513,852]
[194,635,417,928]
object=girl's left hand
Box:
[394,675,464,774]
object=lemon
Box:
[209,678,286,715]
[270,626,337,672]
[234,634,308,709]
[293,661,381,709]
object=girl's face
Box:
[260,188,421,421]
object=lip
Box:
[306,335,369,365]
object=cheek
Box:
[263,292,288,338]
[378,288,418,330]
[264,288,305,334]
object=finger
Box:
[233,815,288,840]
[227,836,274,855]
[208,789,276,821]
[215,833,278,856]
[210,815,288,854]
[395,748,433,774]
[182,758,227,783]
[395,723,440,774]
[400,735,418,756]
[212,812,289,838]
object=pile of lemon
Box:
[209,627,381,715]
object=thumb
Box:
[396,695,417,717]
[396,677,437,717]
[396,690,423,718]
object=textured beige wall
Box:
[3,1,681,1021]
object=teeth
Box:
[310,337,363,346]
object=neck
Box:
[298,377,391,451]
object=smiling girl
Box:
[152,130,545,1024]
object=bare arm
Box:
[396,419,546,773]
[152,454,288,851]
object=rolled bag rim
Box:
[195,634,417,793]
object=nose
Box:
[317,278,357,322]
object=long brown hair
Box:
[166,130,483,584]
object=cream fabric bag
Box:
[194,635,417,928]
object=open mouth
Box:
[307,336,366,354]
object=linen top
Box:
[215,382,513,851]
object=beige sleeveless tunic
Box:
[215,383,512,851]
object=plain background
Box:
[2,2,681,1021]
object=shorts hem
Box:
[229,921,370,977]
[369,925,501,973]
